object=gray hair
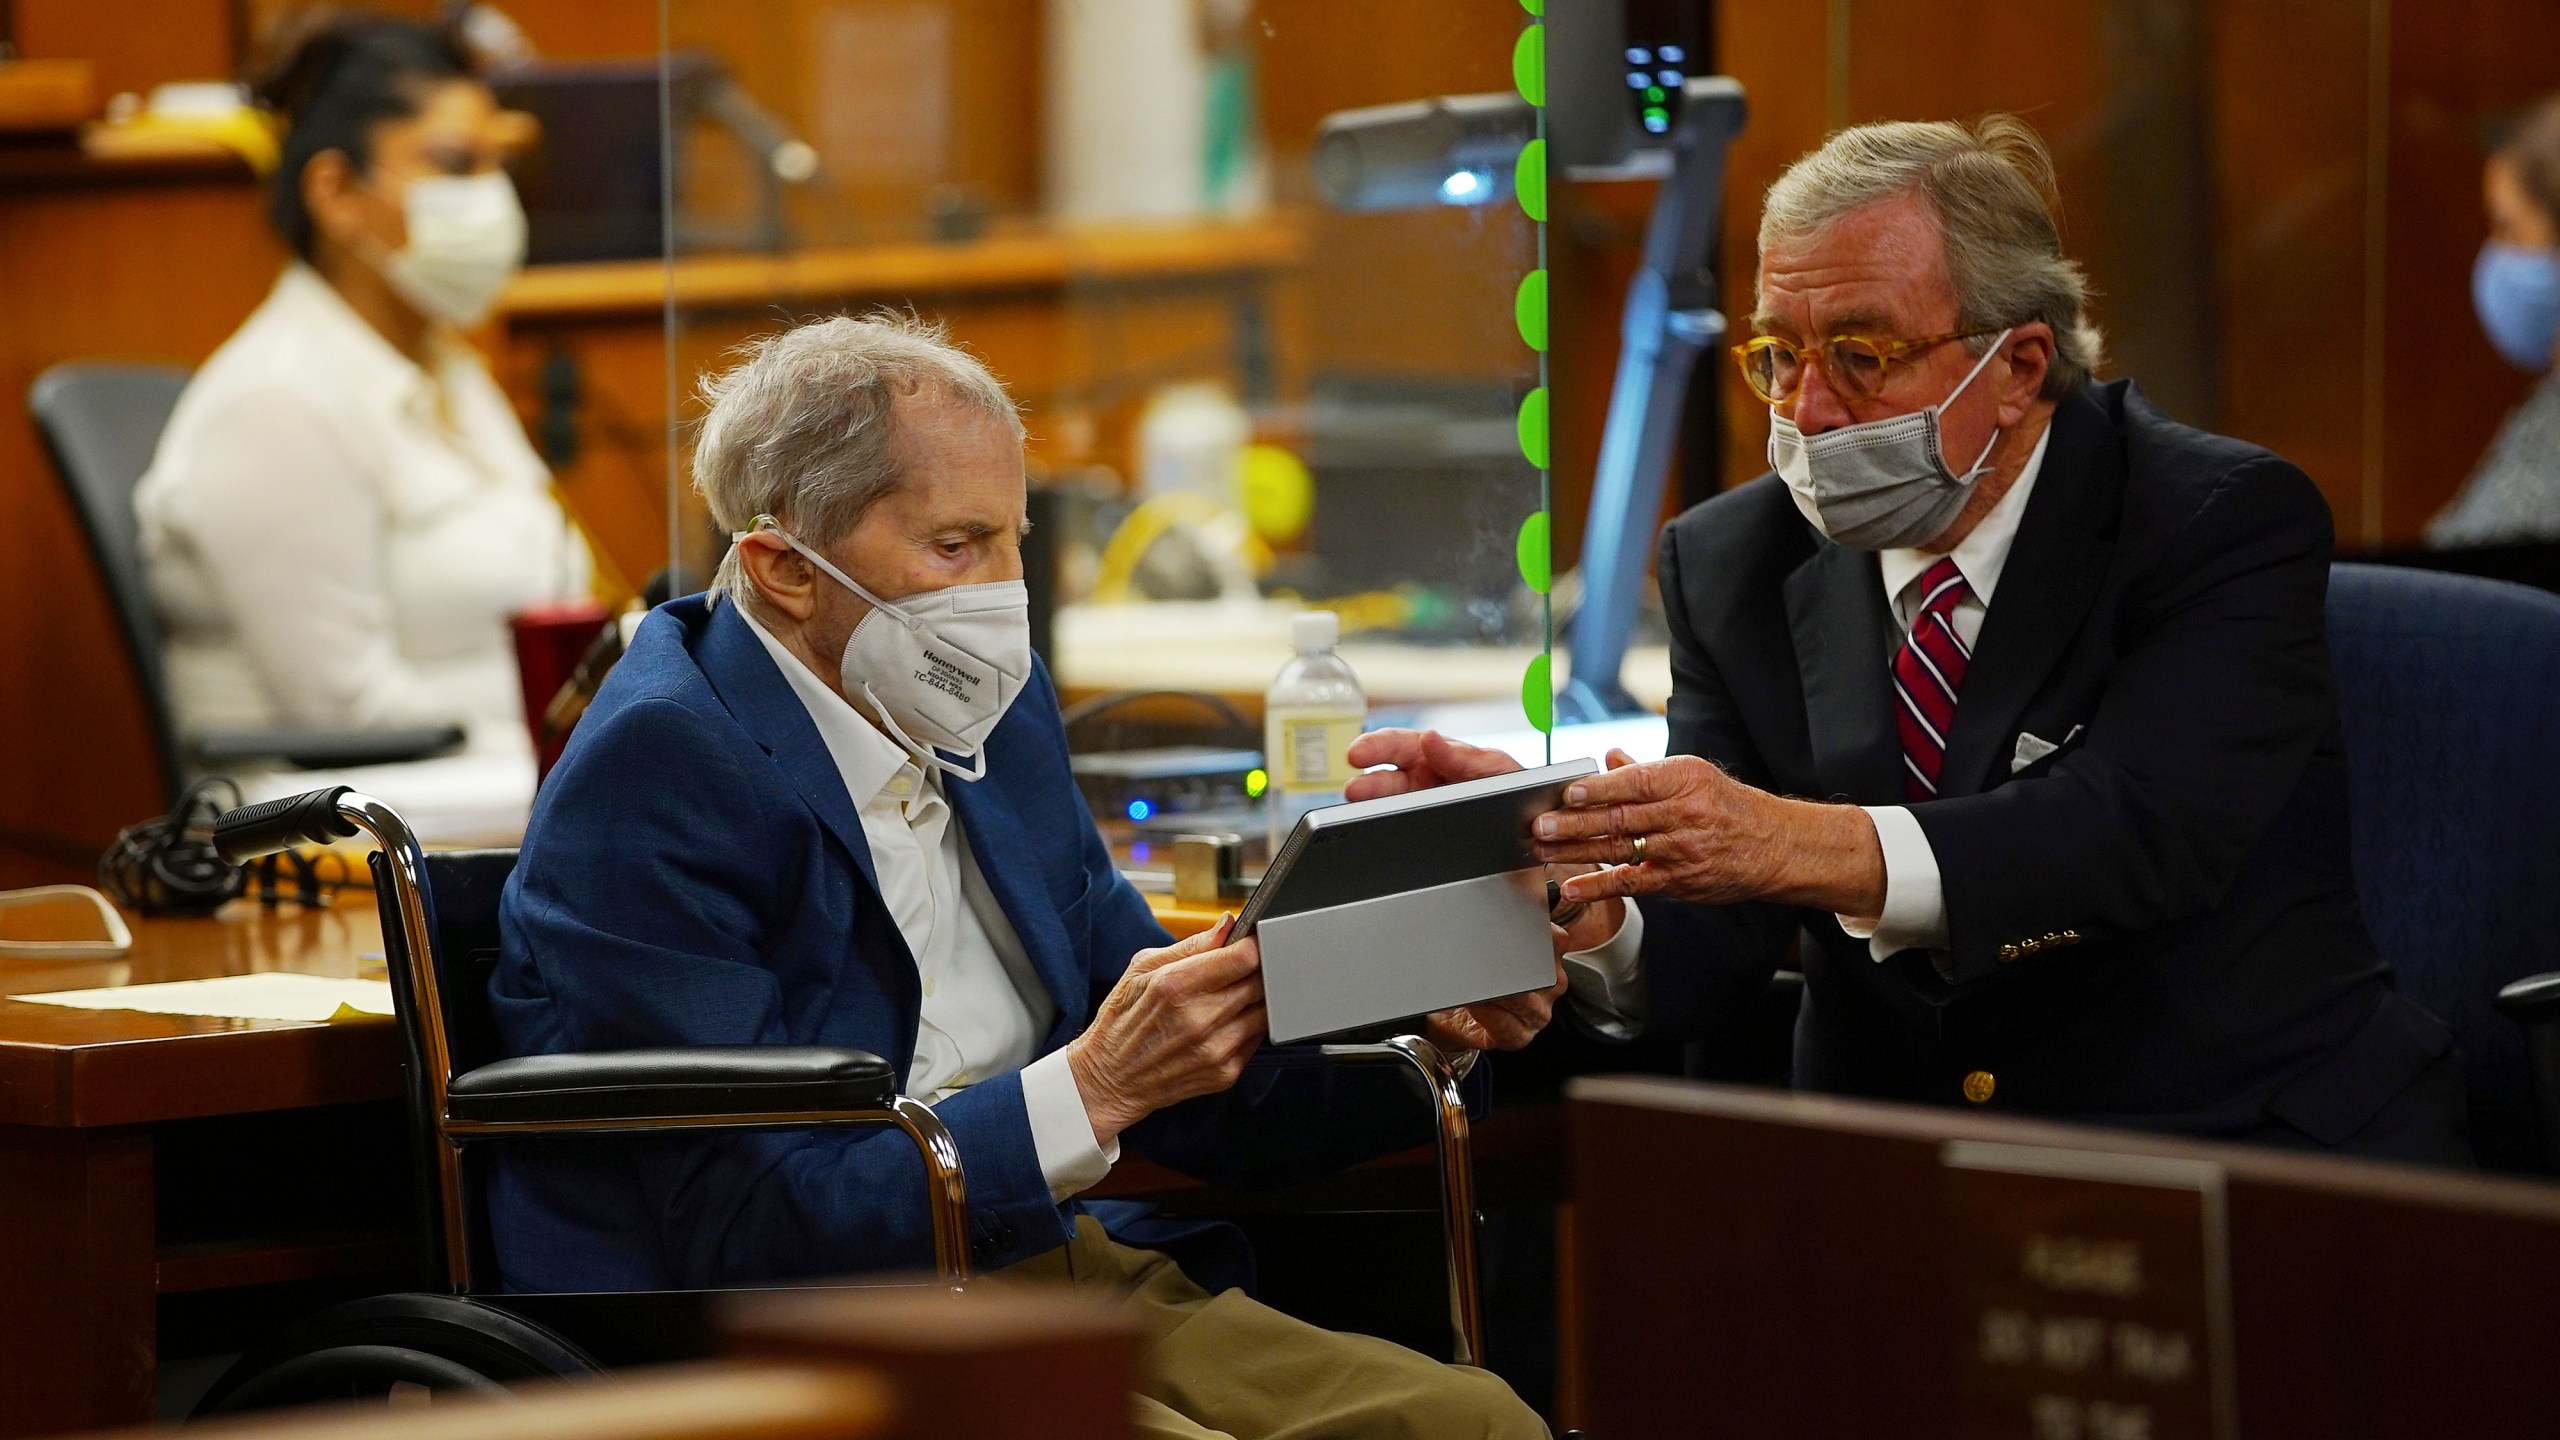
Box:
[1758,114,2105,397]
[696,312,1024,612]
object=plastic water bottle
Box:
[1265,611,1366,852]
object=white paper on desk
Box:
[13,973,396,1022]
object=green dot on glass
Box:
[1521,652,1554,734]
[1515,137,1547,223]
[1514,269,1548,352]
[1516,511,1551,594]
[1516,386,1550,471]
[1512,25,1544,107]
[1519,0,1543,14]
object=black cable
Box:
[99,778,250,916]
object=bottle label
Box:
[1266,708,1362,790]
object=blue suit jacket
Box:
[488,595,1429,1291]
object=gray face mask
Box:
[1767,328,2012,550]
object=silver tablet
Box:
[1241,757,1599,1043]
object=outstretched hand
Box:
[1344,728,1522,801]
[1536,749,1886,918]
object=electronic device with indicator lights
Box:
[1071,746,1267,827]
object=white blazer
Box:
[135,263,588,832]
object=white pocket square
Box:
[2010,725,2084,774]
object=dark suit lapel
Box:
[694,601,883,894]
[1939,393,2122,796]
[947,778,1090,1039]
[1786,540,1906,805]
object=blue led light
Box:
[1625,47,1651,64]
[1659,69,1683,86]
[1440,169,1485,202]
[1127,798,1153,822]
[1659,44,1686,63]
[1644,113,1670,134]
[1627,71,1648,88]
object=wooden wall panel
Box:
[1259,0,1536,396]
[12,0,234,101]
[0,173,280,859]
[2375,0,2560,542]
[2210,0,2372,533]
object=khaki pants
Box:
[999,1216,1545,1440]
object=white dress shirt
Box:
[1560,424,2054,1036]
[1839,424,2049,960]
[136,263,586,763]
[740,609,1116,1202]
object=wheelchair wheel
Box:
[190,1293,604,1417]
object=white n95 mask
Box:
[1767,327,2013,551]
[376,171,528,328]
[748,519,1031,781]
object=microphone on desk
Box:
[703,76,821,185]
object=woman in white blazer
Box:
[136,14,586,835]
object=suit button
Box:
[1998,943,2021,962]
[1963,1070,1997,1104]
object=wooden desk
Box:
[1566,1077,2560,1438]
[0,885,1218,1434]
[0,898,401,1437]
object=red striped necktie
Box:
[1893,556,1975,801]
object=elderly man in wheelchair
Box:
[478,313,1555,1439]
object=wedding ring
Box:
[1630,833,1648,865]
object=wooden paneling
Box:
[12,0,233,102]
[1709,0,2560,548]
[91,1361,895,1440]
[1260,0,1536,380]
[2375,0,2560,541]
[1571,1078,2560,1437]
[2209,1,2374,532]
[729,1288,1145,1440]
[0,1127,155,1435]
[0,165,281,857]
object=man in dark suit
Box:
[1355,114,2468,1164]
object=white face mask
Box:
[746,519,1032,782]
[371,171,527,328]
[1767,327,2013,551]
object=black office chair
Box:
[2326,564,2560,1172]
[29,362,464,805]
[193,787,1488,1412]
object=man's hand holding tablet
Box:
[1345,728,1632,1054]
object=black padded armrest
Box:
[193,724,466,770]
[447,1046,896,1124]
[2497,972,2560,1020]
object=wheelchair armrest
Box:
[446,1046,896,1124]
[2496,972,2560,1022]
[194,723,467,770]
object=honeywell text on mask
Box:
[917,647,984,701]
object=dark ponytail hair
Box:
[248,10,476,259]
